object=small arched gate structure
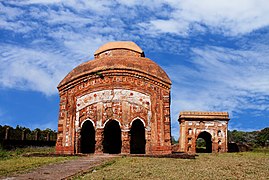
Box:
[178,111,230,154]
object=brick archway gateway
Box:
[56,41,172,154]
[178,112,229,154]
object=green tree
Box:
[196,138,206,148]
[256,128,269,147]
[228,130,247,143]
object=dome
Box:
[58,42,171,88]
[94,41,143,56]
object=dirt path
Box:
[2,154,116,180]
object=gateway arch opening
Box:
[103,120,122,154]
[80,120,95,153]
[130,119,146,154]
[196,131,212,153]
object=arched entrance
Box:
[103,120,122,154]
[196,131,212,153]
[130,119,146,154]
[80,120,95,153]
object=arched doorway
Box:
[80,120,95,153]
[196,131,212,153]
[103,120,122,154]
[130,119,146,154]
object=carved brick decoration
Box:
[178,112,230,154]
[56,41,172,154]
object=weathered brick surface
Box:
[178,112,230,154]
[56,41,172,155]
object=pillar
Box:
[225,122,228,152]
[179,120,186,152]
[75,128,80,154]
[145,130,151,154]
[121,130,130,154]
[95,128,104,154]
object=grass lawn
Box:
[0,147,76,177]
[76,152,269,180]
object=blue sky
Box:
[1,0,269,138]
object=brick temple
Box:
[56,41,172,154]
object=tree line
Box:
[228,127,269,147]
[0,125,57,141]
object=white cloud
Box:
[22,0,62,4]
[0,44,84,95]
[0,3,31,32]
[12,0,113,14]
[3,0,269,37]
[142,0,269,36]
[167,45,269,126]
[45,9,93,26]
[0,3,22,18]
[140,19,189,36]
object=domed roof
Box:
[58,42,171,88]
[94,41,143,56]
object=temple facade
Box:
[56,41,172,154]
